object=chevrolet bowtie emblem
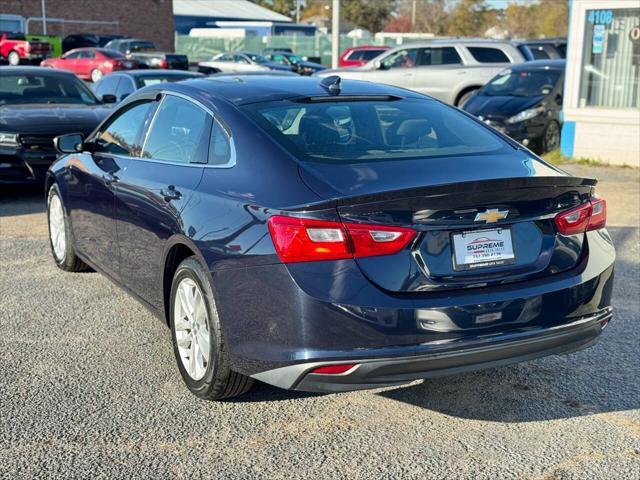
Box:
[474,208,509,223]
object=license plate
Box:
[452,228,516,271]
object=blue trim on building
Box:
[560,121,576,158]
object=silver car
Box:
[316,40,525,106]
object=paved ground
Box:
[1,165,639,479]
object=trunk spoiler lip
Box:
[285,175,597,212]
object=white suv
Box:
[316,40,525,106]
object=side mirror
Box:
[101,94,117,104]
[54,133,85,154]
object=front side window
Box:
[93,75,119,98]
[142,95,209,164]
[467,47,510,63]
[115,78,135,100]
[94,101,151,156]
[579,8,640,108]
[381,49,418,69]
[243,98,507,164]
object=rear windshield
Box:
[481,69,562,97]
[0,73,99,106]
[129,41,155,52]
[100,49,126,59]
[135,74,199,88]
[243,98,507,164]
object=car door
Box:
[74,50,93,78]
[368,48,419,90]
[59,50,81,73]
[113,93,209,308]
[412,47,464,103]
[233,54,254,72]
[66,100,154,279]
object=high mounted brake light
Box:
[554,196,607,235]
[268,215,416,263]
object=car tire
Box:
[7,51,20,66]
[541,120,561,153]
[47,184,90,272]
[456,88,479,107]
[90,69,104,82]
[170,257,254,400]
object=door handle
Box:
[160,185,182,202]
[102,172,119,186]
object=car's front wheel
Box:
[541,120,561,153]
[47,184,90,272]
[170,257,254,400]
[90,69,104,82]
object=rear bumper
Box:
[253,308,611,392]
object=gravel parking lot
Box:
[1,164,639,479]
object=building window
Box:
[579,8,640,108]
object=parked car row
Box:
[197,49,325,76]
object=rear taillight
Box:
[268,215,416,263]
[554,196,607,235]
[159,59,169,69]
[109,60,123,70]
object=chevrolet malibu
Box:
[46,75,615,400]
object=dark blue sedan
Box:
[46,75,615,400]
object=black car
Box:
[463,59,565,153]
[46,75,613,400]
[62,33,129,53]
[103,38,189,70]
[515,38,567,61]
[92,69,204,104]
[267,51,326,75]
[0,67,110,183]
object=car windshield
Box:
[0,73,99,106]
[136,74,199,87]
[129,41,155,52]
[243,98,507,164]
[481,69,562,97]
[245,53,268,63]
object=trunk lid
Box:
[298,151,595,292]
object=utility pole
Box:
[411,0,416,30]
[296,0,301,23]
[40,0,47,34]
[331,0,340,68]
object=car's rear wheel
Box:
[47,184,90,272]
[7,51,20,66]
[90,69,104,82]
[170,257,253,400]
[541,120,561,153]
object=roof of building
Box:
[173,0,292,22]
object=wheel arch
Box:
[454,85,482,107]
[161,235,211,326]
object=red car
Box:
[339,45,390,68]
[41,48,138,82]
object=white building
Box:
[561,0,640,167]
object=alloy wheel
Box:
[173,277,211,381]
[8,51,20,66]
[91,69,104,82]
[48,193,67,262]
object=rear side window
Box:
[209,120,232,165]
[142,95,210,164]
[243,98,506,164]
[417,47,462,66]
[467,47,510,63]
[360,49,387,61]
[95,101,151,156]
